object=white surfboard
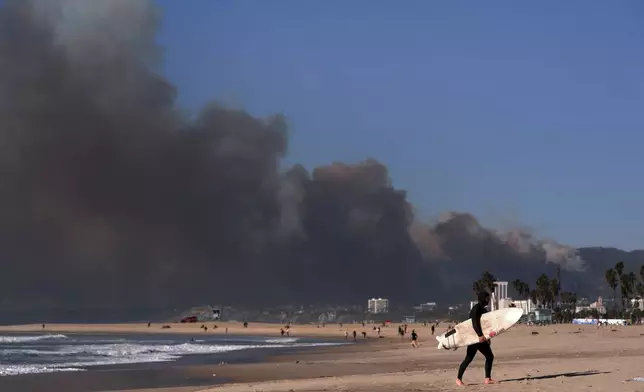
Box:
[436,307,523,350]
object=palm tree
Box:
[615,261,626,315]
[535,274,551,308]
[605,268,618,316]
[615,261,625,277]
[636,267,644,322]
[473,271,497,295]
[559,291,577,322]
[481,271,497,293]
[512,279,530,300]
[638,264,644,304]
[523,282,531,300]
[549,278,560,309]
[569,291,578,319]
[620,272,636,315]
[512,279,523,298]
[528,289,537,306]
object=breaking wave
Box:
[0,337,342,376]
[0,334,68,343]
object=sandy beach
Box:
[0,321,371,339]
[2,322,644,391]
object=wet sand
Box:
[0,321,386,339]
[2,323,644,391]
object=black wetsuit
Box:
[457,302,494,379]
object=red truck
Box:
[180,316,198,323]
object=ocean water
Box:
[0,333,342,376]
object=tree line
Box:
[471,262,644,323]
[604,262,644,319]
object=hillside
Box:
[430,246,644,305]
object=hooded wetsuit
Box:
[457,292,494,380]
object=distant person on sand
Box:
[42,324,45,330]
[456,291,496,387]
[344,330,348,340]
[280,328,285,336]
[353,330,357,340]
[431,325,435,335]
[361,331,367,338]
[411,330,418,348]
[147,322,151,328]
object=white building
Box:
[368,298,389,314]
[418,302,437,312]
[512,299,535,315]
[469,281,533,315]
[494,281,509,303]
[575,296,607,315]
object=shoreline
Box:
[118,323,644,392]
[0,324,367,392]
[0,334,386,392]
[0,321,386,340]
[4,323,644,391]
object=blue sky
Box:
[155,0,644,250]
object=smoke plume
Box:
[0,0,587,314]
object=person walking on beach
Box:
[456,291,495,386]
[410,330,418,348]
[431,325,435,335]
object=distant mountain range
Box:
[573,247,644,294]
[431,247,644,305]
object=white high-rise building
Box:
[494,281,509,301]
[470,281,515,312]
[368,298,389,314]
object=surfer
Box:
[456,291,496,386]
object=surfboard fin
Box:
[436,337,450,350]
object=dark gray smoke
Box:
[0,0,587,315]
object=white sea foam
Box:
[264,337,299,343]
[0,365,83,376]
[0,340,342,376]
[0,334,68,343]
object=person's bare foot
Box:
[455,379,466,386]
[484,378,497,384]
